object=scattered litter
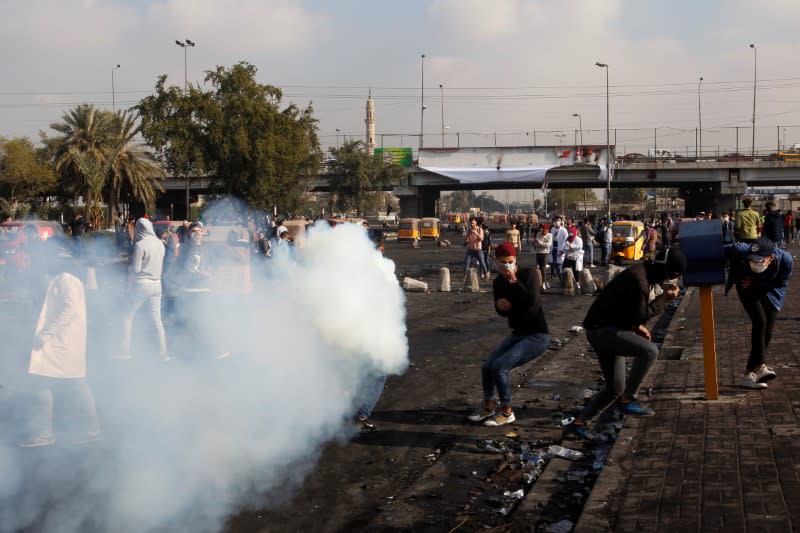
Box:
[505,431,519,439]
[569,325,584,334]
[552,393,561,401]
[477,439,509,454]
[544,520,574,533]
[548,445,585,460]
[560,416,575,426]
[593,446,611,470]
[503,489,525,500]
[583,389,594,399]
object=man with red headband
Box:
[468,242,550,427]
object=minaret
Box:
[365,89,376,154]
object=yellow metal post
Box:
[699,285,719,400]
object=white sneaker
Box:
[740,372,768,389]
[484,411,516,427]
[468,408,496,422]
[754,364,777,383]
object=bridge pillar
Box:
[395,186,440,218]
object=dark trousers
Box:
[580,327,659,421]
[736,287,778,371]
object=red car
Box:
[0,221,65,270]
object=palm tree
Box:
[47,105,165,226]
[104,111,165,223]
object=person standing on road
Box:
[725,238,793,389]
[506,222,522,254]
[579,218,595,267]
[550,217,568,282]
[20,240,100,447]
[735,197,761,243]
[721,212,735,245]
[533,222,552,291]
[116,218,169,361]
[565,248,687,440]
[783,210,793,246]
[464,218,488,281]
[468,242,550,427]
[480,221,493,275]
[762,201,784,247]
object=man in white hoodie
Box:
[116,218,169,361]
[21,239,100,447]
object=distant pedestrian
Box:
[735,197,761,243]
[550,218,568,281]
[579,218,595,267]
[532,222,552,291]
[721,212,735,245]
[506,222,522,253]
[725,238,793,389]
[565,248,687,439]
[468,242,549,427]
[762,201,784,247]
[464,218,488,281]
[784,210,794,246]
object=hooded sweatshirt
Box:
[131,218,165,282]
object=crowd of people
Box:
[466,193,794,432]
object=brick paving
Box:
[577,271,800,533]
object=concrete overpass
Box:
[159,147,800,218]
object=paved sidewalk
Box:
[577,280,800,532]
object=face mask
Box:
[749,260,768,273]
[722,216,729,222]
[555,221,562,227]
[499,262,517,272]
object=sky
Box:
[2,0,800,158]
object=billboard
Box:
[374,147,413,168]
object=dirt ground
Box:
[226,231,616,533]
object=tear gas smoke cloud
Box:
[0,210,408,533]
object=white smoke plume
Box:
[0,209,408,533]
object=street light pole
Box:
[420,54,425,151]
[698,76,703,157]
[111,64,120,112]
[439,83,444,148]
[336,128,340,148]
[596,62,611,219]
[572,113,583,145]
[176,39,195,219]
[750,43,757,157]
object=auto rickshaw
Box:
[420,217,440,239]
[611,220,646,262]
[397,218,421,241]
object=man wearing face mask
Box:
[725,238,793,389]
[467,242,550,427]
[565,247,686,440]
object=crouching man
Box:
[566,248,686,439]
[468,242,550,427]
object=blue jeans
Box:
[600,243,611,265]
[356,374,387,419]
[464,249,488,277]
[583,241,594,266]
[482,333,550,406]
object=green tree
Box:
[44,105,165,225]
[135,76,210,217]
[0,137,56,207]
[610,187,646,204]
[328,140,403,216]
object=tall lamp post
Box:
[175,39,196,91]
[111,64,120,112]
[176,38,195,219]
[420,54,426,151]
[572,113,583,145]
[750,43,757,157]
[439,83,445,148]
[595,61,611,219]
[336,128,340,148]
[698,76,703,157]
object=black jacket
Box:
[493,267,549,336]
[583,263,668,330]
[764,212,784,243]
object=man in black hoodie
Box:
[566,248,686,439]
[762,201,784,247]
[467,242,550,427]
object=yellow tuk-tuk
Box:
[398,218,421,241]
[420,217,440,239]
[611,220,646,262]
